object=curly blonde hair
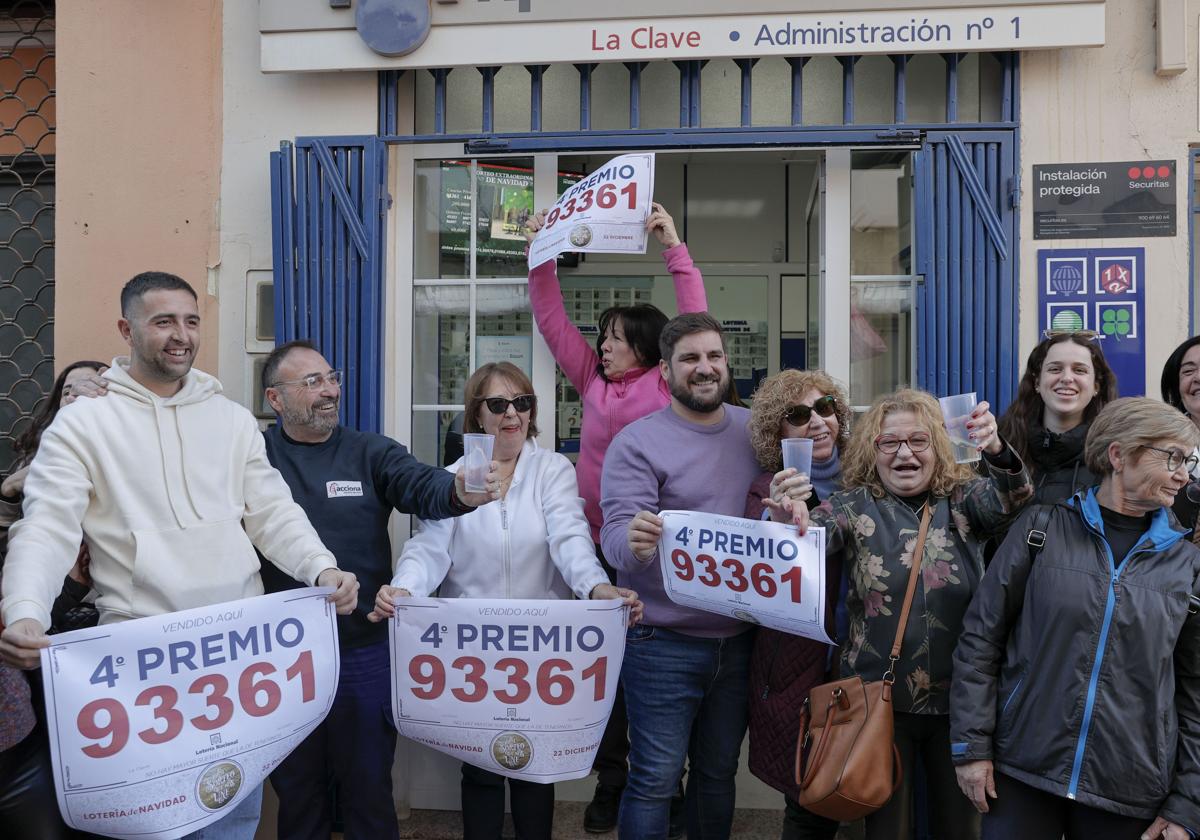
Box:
[842,388,979,498]
[748,369,851,472]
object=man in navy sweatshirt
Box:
[258,339,496,840]
[600,313,761,840]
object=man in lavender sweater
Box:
[600,312,761,840]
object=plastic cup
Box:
[938,392,981,464]
[462,433,495,492]
[781,437,814,477]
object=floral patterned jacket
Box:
[813,450,1032,714]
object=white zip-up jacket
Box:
[0,358,336,629]
[392,439,608,600]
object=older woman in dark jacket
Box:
[952,398,1200,840]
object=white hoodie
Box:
[0,359,335,629]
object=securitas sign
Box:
[1033,160,1176,240]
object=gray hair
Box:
[1084,397,1200,477]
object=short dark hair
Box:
[1161,335,1200,414]
[120,271,197,317]
[658,311,725,363]
[262,339,320,389]
[595,304,668,379]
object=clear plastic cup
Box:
[781,437,814,477]
[938,392,981,464]
[462,433,495,492]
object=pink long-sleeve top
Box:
[529,244,708,542]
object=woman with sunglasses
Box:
[952,398,1200,840]
[784,389,1031,840]
[742,369,852,839]
[369,362,640,840]
[995,332,1117,507]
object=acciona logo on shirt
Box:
[326,481,363,498]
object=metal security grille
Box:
[0,0,54,471]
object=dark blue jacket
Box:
[955,489,1200,830]
[951,489,1200,830]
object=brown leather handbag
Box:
[794,503,932,821]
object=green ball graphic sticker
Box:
[1100,307,1132,339]
[1050,310,1084,332]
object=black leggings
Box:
[866,712,980,840]
[460,762,554,840]
[983,772,1156,840]
[0,726,74,840]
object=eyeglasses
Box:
[1142,445,1200,473]
[874,433,932,455]
[270,370,343,391]
[784,395,839,427]
[1042,329,1100,341]
[483,394,536,415]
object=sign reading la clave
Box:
[261,2,1106,72]
[1033,161,1176,239]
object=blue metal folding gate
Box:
[915,130,1019,409]
[270,135,389,432]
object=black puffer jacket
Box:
[951,490,1200,830]
[1026,420,1098,504]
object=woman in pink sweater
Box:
[526,203,707,834]
[526,203,709,543]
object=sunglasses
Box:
[1042,329,1100,341]
[483,394,536,415]
[784,395,839,427]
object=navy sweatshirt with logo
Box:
[260,424,463,649]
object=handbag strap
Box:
[883,502,933,685]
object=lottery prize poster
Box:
[1037,247,1146,396]
[389,597,627,782]
[39,589,341,840]
[527,152,655,269]
[657,510,834,644]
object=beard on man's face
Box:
[668,368,728,413]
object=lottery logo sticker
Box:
[1046,257,1086,295]
[197,761,243,811]
[1097,302,1137,340]
[569,225,593,247]
[1047,302,1088,332]
[491,732,534,771]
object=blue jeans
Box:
[270,640,398,840]
[182,783,263,840]
[618,625,753,840]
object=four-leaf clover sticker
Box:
[1100,307,1133,340]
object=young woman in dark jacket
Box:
[951,398,1200,840]
[996,333,1117,505]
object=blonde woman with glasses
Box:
[785,388,1032,840]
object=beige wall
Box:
[1019,0,1200,388]
[55,0,222,373]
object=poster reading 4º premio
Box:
[388,597,627,783]
[39,589,340,840]
[527,152,655,269]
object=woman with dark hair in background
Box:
[995,334,1116,506]
[0,359,108,839]
[1159,335,1200,534]
[525,203,705,833]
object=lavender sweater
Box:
[600,404,760,637]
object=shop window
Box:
[850,151,915,407]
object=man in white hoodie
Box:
[0,271,358,839]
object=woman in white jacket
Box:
[370,361,639,840]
